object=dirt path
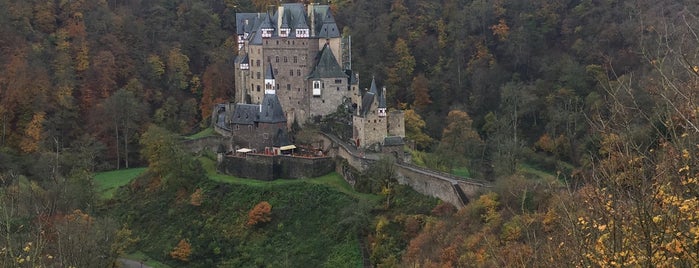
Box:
[117,258,152,268]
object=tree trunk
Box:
[114,120,120,169]
[124,122,129,169]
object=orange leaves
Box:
[246,201,272,226]
[490,18,510,41]
[170,239,192,262]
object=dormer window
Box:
[261,28,273,38]
[280,28,290,37]
[295,29,309,38]
[313,80,321,96]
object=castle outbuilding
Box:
[352,78,405,152]
[214,65,293,154]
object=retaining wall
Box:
[218,154,335,181]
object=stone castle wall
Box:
[309,77,348,119]
[218,154,335,180]
[387,110,405,137]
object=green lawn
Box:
[518,163,557,180]
[185,127,215,139]
[94,167,146,199]
[451,167,471,178]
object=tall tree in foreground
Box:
[568,3,699,266]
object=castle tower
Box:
[264,62,276,95]
[378,86,387,117]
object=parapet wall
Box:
[393,164,465,207]
[218,154,335,181]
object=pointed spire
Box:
[369,76,378,94]
[379,87,387,109]
[265,62,275,80]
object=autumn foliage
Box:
[170,239,192,262]
[247,201,272,226]
[190,188,203,206]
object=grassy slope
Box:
[94,167,146,199]
[101,157,372,268]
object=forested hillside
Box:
[1,0,699,267]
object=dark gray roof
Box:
[345,70,359,85]
[258,94,286,123]
[249,30,262,45]
[231,104,259,125]
[280,13,290,29]
[237,4,338,40]
[369,77,378,94]
[293,7,309,29]
[384,136,405,146]
[311,5,340,38]
[378,87,387,108]
[259,13,275,31]
[265,62,275,79]
[236,13,259,35]
[239,54,249,65]
[308,44,348,79]
[273,128,292,147]
[360,92,375,117]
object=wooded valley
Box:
[2,0,699,267]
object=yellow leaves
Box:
[597,224,607,231]
[20,111,46,153]
[679,165,690,173]
[190,188,203,206]
[75,41,90,72]
[147,54,165,78]
[653,215,662,223]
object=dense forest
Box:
[2,0,699,267]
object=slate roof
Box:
[258,94,286,123]
[235,54,249,65]
[231,104,259,125]
[345,70,359,85]
[360,92,375,117]
[293,7,309,29]
[308,44,348,79]
[273,128,292,147]
[311,5,340,38]
[378,87,387,109]
[236,4,338,41]
[359,77,388,116]
[259,13,275,31]
[249,30,262,45]
[384,136,405,146]
[236,13,259,35]
[265,62,275,79]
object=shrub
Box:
[247,201,272,226]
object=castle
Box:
[214,3,404,155]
